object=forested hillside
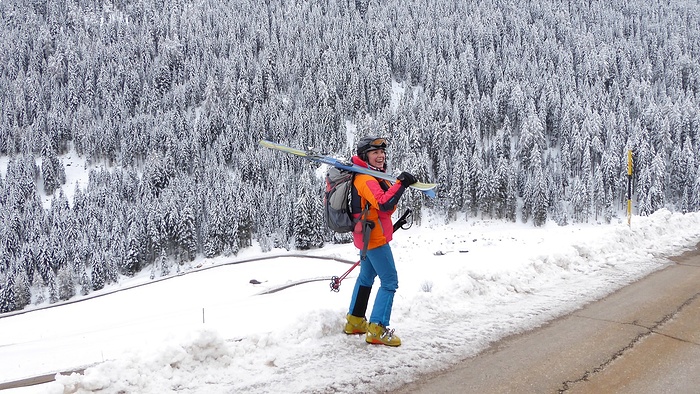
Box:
[1,0,699,312]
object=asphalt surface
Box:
[394,242,700,394]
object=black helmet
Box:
[356,137,388,160]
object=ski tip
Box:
[259,140,309,157]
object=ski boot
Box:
[365,322,401,346]
[344,314,368,335]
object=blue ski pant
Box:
[348,243,398,327]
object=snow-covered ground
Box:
[2,208,700,393]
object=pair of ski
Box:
[259,140,437,198]
[260,139,437,291]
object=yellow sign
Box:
[627,150,633,176]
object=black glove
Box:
[397,171,418,186]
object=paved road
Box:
[394,243,700,394]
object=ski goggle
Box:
[368,138,388,150]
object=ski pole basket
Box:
[329,260,360,292]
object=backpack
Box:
[324,166,356,233]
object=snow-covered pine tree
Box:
[123,223,142,276]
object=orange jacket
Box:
[350,156,406,250]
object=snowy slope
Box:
[1,209,699,393]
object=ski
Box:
[259,140,437,198]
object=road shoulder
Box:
[394,243,700,394]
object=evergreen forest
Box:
[1,0,699,313]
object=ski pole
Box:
[329,209,412,292]
[330,220,372,292]
[392,208,412,232]
[329,260,361,292]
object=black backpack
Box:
[324,167,356,233]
